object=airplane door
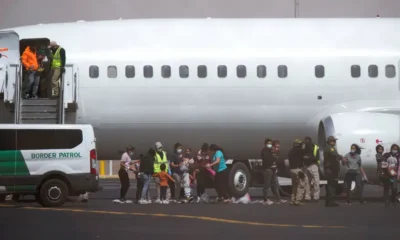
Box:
[0,31,20,101]
[63,64,78,109]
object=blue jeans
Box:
[140,173,152,200]
[23,71,40,97]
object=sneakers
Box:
[181,196,194,204]
[31,95,38,100]
[138,199,150,204]
[290,201,303,206]
[277,199,287,204]
[24,94,30,99]
[195,197,201,203]
[113,199,133,204]
[161,200,169,204]
[263,199,274,205]
[154,199,162,204]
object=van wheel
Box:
[0,194,5,202]
[228,162,251,198]
[39,179,68,207]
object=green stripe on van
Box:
[0,150,30,176]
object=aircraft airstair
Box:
[1,30,78,125]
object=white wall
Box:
[0,0,399,29]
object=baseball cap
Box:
[155,142,163,149]
[293,139,303,144]
[327,136,338,142]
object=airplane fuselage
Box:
[2,18,400,184]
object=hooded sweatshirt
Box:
[261,147,275,169]
[21,46,38,71]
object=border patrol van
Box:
[0,124,99,207]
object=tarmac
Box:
[0,179,398,240]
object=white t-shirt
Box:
[121,152,131,171]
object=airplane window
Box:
[278,65,287,78]
[89,65,99,78]
[197,65,207,78]
[107,66,118,78]
[179,65,189,78]
[351,65,361,78]
[161,65,171,78]
[125,65,135,78]
[143,65,153,78]
[217,65,227,78]
[385,65,396,78]
[368,65,378,78]
[237,65,246,78]
[257,65,266,78]
[315,65,325,78]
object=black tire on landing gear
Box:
[38,179,69,207]
[0,194,6,202]
[228,162,251,198]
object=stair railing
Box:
[13,63,22,123]
[58,71,65,124]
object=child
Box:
[153,163,175,204]
[180,148,195,203]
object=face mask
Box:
[350,150,356,153]
[177,149,182,153]
[129,151,134,156]
[266,144,272,148]
[157,148,162,152]
[392,150,398,154]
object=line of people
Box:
[115,142,230,204]
[21,41,66,99]
[114,135,399,206]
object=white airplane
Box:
[1,18,399,196]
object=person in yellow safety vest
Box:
[48,41,66,99]
[153,141,170,203]
[302,136,320,202]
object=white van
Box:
[0,124,99,207]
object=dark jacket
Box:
[139,154,154,174]
[288,146,303,169]
[170,151,183,174]
[261,147,274,169]
[323,145,340,176]
[302,143,318,166]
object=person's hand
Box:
[205,163,211,168]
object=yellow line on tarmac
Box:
[6,206,345,229]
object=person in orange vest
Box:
[21,46,45,99]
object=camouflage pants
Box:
[290,168,305,203]
[51,68,61,97]
[304,164,320,200]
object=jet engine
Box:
[317,112,400,184]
